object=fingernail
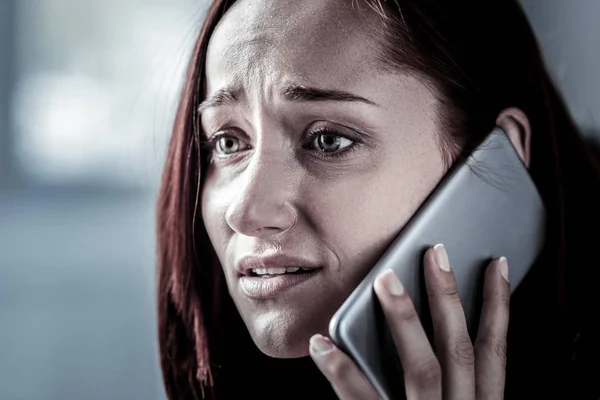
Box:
[434,243,451,271]
[499,257,509,282]
[310,334,334,354]
[378,269,404,296]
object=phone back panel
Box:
[328,127,546,400]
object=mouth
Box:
[248,266,319,278]
[239,266,323,299]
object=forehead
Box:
[205,0,381,91]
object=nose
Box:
[225,149,298,239]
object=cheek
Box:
[308,149,445,284]
[201,182,230,256]
[326,181,413,269]
[201,184,215,234]
[299,172,407,283]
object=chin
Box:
[257,340,311,358]
[246,309,328,358]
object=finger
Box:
[309,334,380,400]
[424,244,475,400]
[374,269,442,400]
[474,257,510,400]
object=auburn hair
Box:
[157,1,600,398]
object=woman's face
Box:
[201,0,447,358]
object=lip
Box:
[239,271,321,299]
[236,253,321,276]
[235,253,323,299]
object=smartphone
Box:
[328,126,547,400]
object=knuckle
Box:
[440,284,460,298]
[447,335,475,369]
[406,357,442,389]
[496,292,510,309]
[483,290,510,308]
[396,303,420,324]
[492,341,508,363]
[476,334,507,364]
[325,356,353,381]
[428,283,460,302]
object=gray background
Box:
[0,1,598,399]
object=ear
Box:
[496,107,531,167]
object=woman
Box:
[156,0,600,398]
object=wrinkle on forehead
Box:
[220,36,275,79]
[207,0,381,82]
[223,0,367,38]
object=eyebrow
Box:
[197,86,243,113]
[197,84,378,113]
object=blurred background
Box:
[0,1,599,399]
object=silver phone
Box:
[328,126,546,400]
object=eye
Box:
[305,127,359,160]
[215,136,241,155]
[200,132,249,159]
[313,131,353,153]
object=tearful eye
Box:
[313,132,353,153]
[216,136,241,155]
[202,125,360,164]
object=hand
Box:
[309,244,510,400]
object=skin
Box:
[200,0,531,397]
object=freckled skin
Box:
[200,0,447,358]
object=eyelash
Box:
[199,127,360,162]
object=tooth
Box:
[251,267,305,275]
[267,267,287,275]
[254,268,268,275]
